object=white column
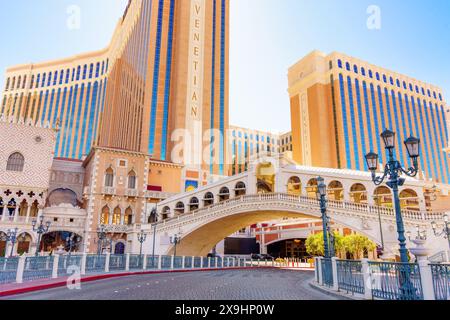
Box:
[25,205,31,223]
[201,256,204,268]
[16,256,26,284]
[125,253,130,271]
[182,256,186,269]
[2,205,7,222]
[52,255,60,279]
[170,255,174,270]
[105,253,111,272]
[81,253,87,275]
[208,257,211,268]
[314,258,319,282]
[142,254,148,270]
[158,255,162,270]
[331,257,339,291]
[361,259,373,300]
[318,257,323,285]
[418,260,436,300]
[13,206,19,222]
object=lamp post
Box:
[406,226,427,242]
[316,177,333,258]
[366,130,421,300]
[150,207,158,268]
[66,233,80,257]
[137,229,147,257]
[170,234,182,257]
[365,130,420,264]
[96,225,107,255]
[2,228,18,258]
[32,216,51,257]
[431,214,450,250]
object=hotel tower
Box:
[1,0,229,179]
[289,51,450,184]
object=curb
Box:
[1,266,297,298]
[308,281,360,300]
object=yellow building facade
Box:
[289,51,450,184]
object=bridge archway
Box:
[166,207,381,257]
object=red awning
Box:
[147,185,162,192]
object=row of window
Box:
[4,59,109,92]
[104,168,137,190]
[336,59,443,102]
[231,132,293,146]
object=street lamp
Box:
[431,214,450,250]
[170,234,182,257]
[32,216,51,257]
[316,177,333,258]
[1,228,18,258]
[66,233,80,256]
[96,225,107,255]
[365,130,421,264]
[150,207,158,268]
[406,226,427,242]
[137,229,147,256]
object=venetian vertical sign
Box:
[185,0,206,167]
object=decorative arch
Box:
[100,205,110,225]
[189,197,200,212]
[125,207,133,225]
[174,203,184,215]
[203,192,214,207]
[350,183,368,204]
[47,188,79,207]
[127,170,137,189]
[6,152,25,172]
[287,176,301,196]
[399,189,419,211]
[218,187,230,202]
[306,178,318,198]
[112,206,122,225]
[104,167,114,187]
[17,232,33,255]
[235,182,246,197]
[162,206,171,219]
[374,186,393,208]
[328,181,344,201]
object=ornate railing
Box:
[0,257,19,284]
[430,264,450,300]
[23,256,54,282]
[336,260,365,295]
[58,255,83,276]
[321,258,334,288]
[109,254,126,271]
[129,255,144,270]
[85,254,106,273]
[156,193,444,233]
[369,262,423,300]
[146,255,159,270]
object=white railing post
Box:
[331,257,339,291]
[52,255,60,279]
[418,260,436,300]
[191,256,195,269]
[361,259,373,300]
[125,254,130,271]
[16,256,26,284]
[314,258,319,283]
[219,257,222,268]
[201,256,204,268]
[105,253,111,273]
[158,255,162,270]
[171,255,174,270]
[81,253,87,275]
[317,257,323,285]
[208,257,211,268]
[142,254,148,270]
[182,256,186,269]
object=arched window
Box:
[189,197,199,211]
[104,168,114,187]
[128,170,136,189]
[100,206,110,224]
[306,178,318,198]
[376,72,380,81]
[203,192,214,207]
[337,59,343,68]
[353,65,358,73]
[389,77,394,85]
[403,81,407,89]
[328,181,344,201]
[235,182,246,196]
[368,70,373,78]
[439,93,442,101]
[174,203,184,215]
[112,207,121,225]
[6,152,25,172]
[345,62,350,71]
[125,207,133,225]
[350,183,367,204]
[382,74,387,83]
[287,177,301,196]
[396,79,400,88]
[361,67,366,76]
[219,187,230,202]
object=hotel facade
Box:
[289,51,450,184]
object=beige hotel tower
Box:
[1,0,229,252]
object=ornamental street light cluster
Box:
[365,129,421,264]
[431,214,450,250]
[407,226,427,242]
[170,234,182,257]
[32,215,51,257]
[365,129,421,300]
[137,229,147,256]
[1,228,18,258]
[96,224,108,255]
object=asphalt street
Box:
[6,269,340,300]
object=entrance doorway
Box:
[267,239,308,259]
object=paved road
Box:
[7,269,339,300]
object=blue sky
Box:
[1,0,449,133]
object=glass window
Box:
[376,72,380,81]
[345,62,350,71]
[361,67,366,76]
[128,171,137,189]
[389,77,393,85]
[403,81,407,89]
[6,153,25,172]
[82,65,87,80]
[396,79,400,87]
[369,70,373,78]
[338,60,342,68]
[421,87,425,95]
[383,74,387,83]
[353,65,358,73]
[105,168,114,187]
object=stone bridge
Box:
[129,156,450,257]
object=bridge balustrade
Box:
[430,264,450,300]
[336,259,365,295]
